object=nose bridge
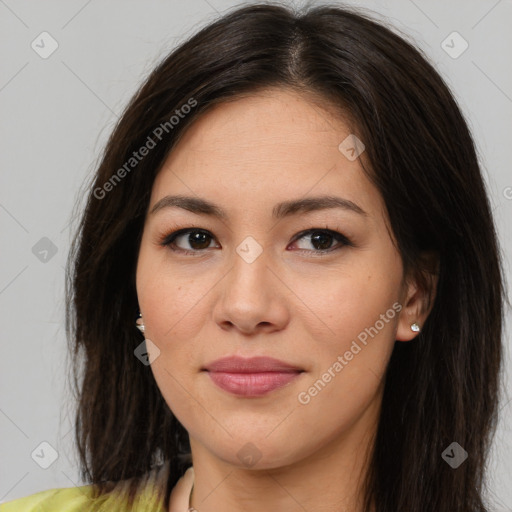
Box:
[228,235,270,298]
[214,235,287,333]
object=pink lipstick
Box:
[203,356,303,397]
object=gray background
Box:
[1,0,511,509]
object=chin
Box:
[200,434,308,471]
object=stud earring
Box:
[410,322,421,333]
[136,312,145,333]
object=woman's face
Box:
[136,88,419,470]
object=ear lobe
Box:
[395,281,423,342]
[395,252,439,342]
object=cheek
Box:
[292,258,402,410]
[293,290,398,447]
[136,244,210,345]
[289,257,402,347]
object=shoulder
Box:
[0,463,171,512]
[0,485,96,511]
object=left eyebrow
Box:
[149,194,367,219]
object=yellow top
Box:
[0,465,195,512]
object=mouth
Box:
[202,356,304,397]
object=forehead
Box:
[166,88,351,163]
[149,88,384,221]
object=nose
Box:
[213,247,290,335]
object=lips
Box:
[203,356,303,397]
[203,356,302,373]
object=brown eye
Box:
[161,229,217,252]
[290,229,352,254]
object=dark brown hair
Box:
[65,2,507,511]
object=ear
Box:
[396,251,439,342]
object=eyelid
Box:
[290,228,353,248]
[159,227,218,255]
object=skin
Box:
[135,87,437,512]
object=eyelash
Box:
[158,225,353,257]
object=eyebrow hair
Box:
[149,194,367,219]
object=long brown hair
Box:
[65,3,507,510]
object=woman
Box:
[2,2,505,512]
